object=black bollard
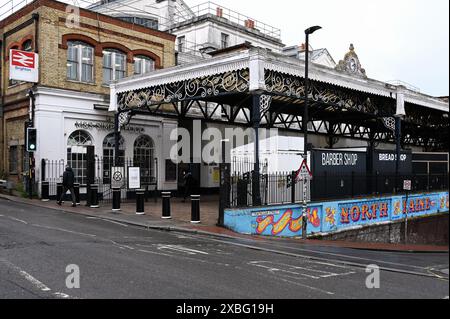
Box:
[112,188,121,212]
[41,181,50,202]
[161,192,171,219]
[74,183,81,205]
[136,189,145,215]
[191,195,201,224]
[56,182,63,203]
[90,184,99,208]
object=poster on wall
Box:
[128,167,141,189]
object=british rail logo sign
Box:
[9,49,39,83]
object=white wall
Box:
[33,86,177,191]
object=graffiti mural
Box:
[224,191,449,238]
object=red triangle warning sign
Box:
[295,159,312,180]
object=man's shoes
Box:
[71,203,77,207]
[57,202,62,206]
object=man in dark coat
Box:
[182,170,195,202]
[58,166,76,207]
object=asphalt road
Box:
[0,198,448,299]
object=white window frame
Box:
[178,36,186,53]
[221,33,229,49]
[103,49,127,84]
[134,55,155,76]
[67,42,94,84]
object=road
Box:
[0,198,448,299]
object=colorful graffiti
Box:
[339,200,390,225]
[224,191,449,238]
[254,207,322,236]
[255,209,302,235]
[325,207,337,227]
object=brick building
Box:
[0,0,176,190]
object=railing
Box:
[41,157,158,203]
[229,170,449,208]
[173,1,282,40]
[0,0,34,21]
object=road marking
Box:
[249,261,356,280]
[181,233,443,279]
[31,224,96,238]
[0,259,73,299]
[6,216,29,224]
[157,244,209,255]
[278,276,335,295]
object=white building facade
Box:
[33,86,178,192]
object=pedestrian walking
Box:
[182,170,194,202]
[58,166,77,207]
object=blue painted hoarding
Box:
[224,191,449,237]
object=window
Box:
[67,41,94,83]
[67,130,93,185]
[102,133,125,184]
[103,49,126,83]
[118,16,159,30]
[134,135,155,185]
[221,33,229,49]
[134,55,155,76]
[22,40,33,51]
[178,36,186,53]
[9,146,18,174]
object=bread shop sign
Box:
[75,121,144,134]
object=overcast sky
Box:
[2,0,448,96]
[188,0,450,97]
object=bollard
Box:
[90,184,99,208]
[136,189,145,215]
[74,183,81,205]
[112,188,121,212]
[41,181,50,202]
[191,195,201,224]
[56,182,63,203]
[161,192,172,219]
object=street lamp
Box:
[303,26,322,158]
[302,25,321,240]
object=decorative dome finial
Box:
[349,44,355,51]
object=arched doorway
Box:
[103,133,125,184]
[67,130,93,184]
[133,135,155,185]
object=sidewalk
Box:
[0,193,448,253]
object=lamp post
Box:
[302,25,321,240]
[303,26,321,159]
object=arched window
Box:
[67,130,93,184]
[22,40,33,52]
[133,135,155,184]
[134,55,155,75]
[67,41,94,83]
[102,133,125,184]
[103,49,126,83]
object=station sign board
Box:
[9,49,39,83]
